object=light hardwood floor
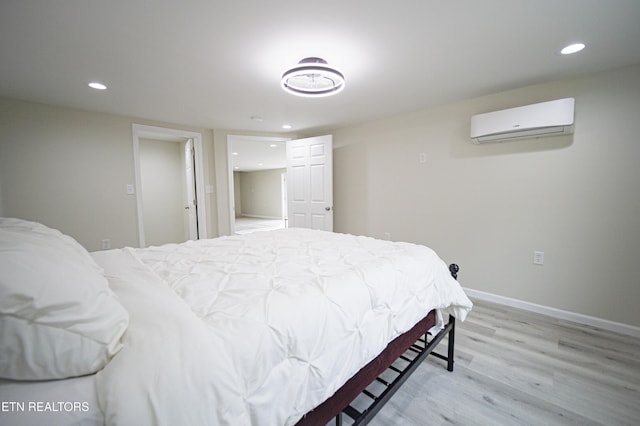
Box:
[364,298,640,425]
[234,217,286,234]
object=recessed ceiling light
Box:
[282,124,292,129]
[88,82,107,90]
[232,152,239,156]
[270,144,278,148]
[560,43,586,55]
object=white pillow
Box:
[0,218,129,380]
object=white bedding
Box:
[1,227,472,425]
[93,228,472,425]
[0,375,102,426]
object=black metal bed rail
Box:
[332,262,461,426]
[334,314,456,425]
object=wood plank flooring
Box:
[234,217,285,234]
[362,298,640,425]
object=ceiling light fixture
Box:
[282,124,292,129]
[88,82,107,90]
[560,43,586,55]
[281,57,345,97]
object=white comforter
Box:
[93,228,472,425]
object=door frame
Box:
[226,135,290,235]
[133,124,207,247]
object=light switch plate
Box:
[533,251,544,265]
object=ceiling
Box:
[1,1,639,136]
[230,136,288,172]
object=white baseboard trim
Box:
[238,214,283,220]
[463,287,640,339]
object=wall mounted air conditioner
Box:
[470,98,575,144]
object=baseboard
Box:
[238,214,283,220]
[463,287,640,339]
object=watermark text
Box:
[1,401,89,413]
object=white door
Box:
[286,135,333,231]
[184,139,199,240]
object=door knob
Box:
[325,206,332,211]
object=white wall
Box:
[0,98,218,250]
[238,169,285,219]
[139,138,186,246]
[0,101,291,246]
[331,63,640,328]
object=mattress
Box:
[1,227,472,425]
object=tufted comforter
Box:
[92,228,472,425]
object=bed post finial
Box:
[449,263,459,279]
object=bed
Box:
[0,218,472,425]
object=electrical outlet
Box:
[126,184,135,195]
[101,239,111,250]
[533,251,544,265]
[419,153,427,164]
[383,232,391,241]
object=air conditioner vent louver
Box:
[470,98,575,144]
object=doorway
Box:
[286,135,333,231]
[133,124,207,247]
[227,135,290,235]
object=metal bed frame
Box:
[297,264,460,425]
